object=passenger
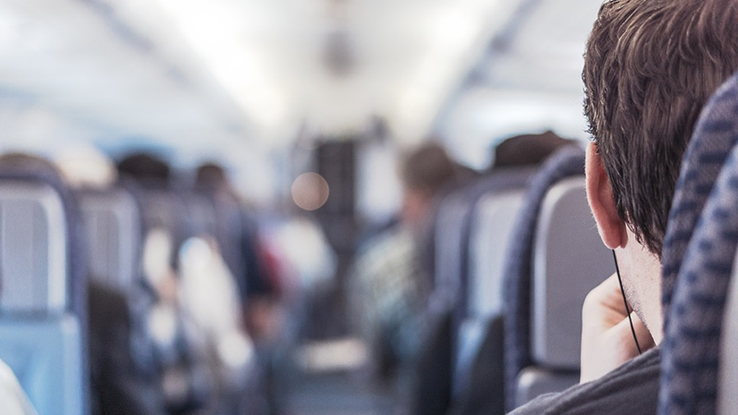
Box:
[511,0,738,413]
[194,163,282,345]
[491,131,576,170]
[117,153,214,413]
[117,152,172,189]
[349,143,460,384]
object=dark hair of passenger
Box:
[400,142,458,196]
[583,0,738,257]
[492,131,576,169]
[195,162,227,190]
[117,152,171,186]
[0,153,68,189]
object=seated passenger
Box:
[194,163,281,345]
[512,0,738,413]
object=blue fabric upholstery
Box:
[501,147,585,411]
[0,161,88,323]
[661,72,738,321]
[660,72,738,415]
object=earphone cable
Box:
[612,250,642,355]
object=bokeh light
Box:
[291,172,330,211]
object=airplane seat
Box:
[0,169,88,415]
[448,187,527,415]
[501,147,613,411]
[412,168,532,415]
[660,149,738,415]
[514,175,612,406]
[78,187,142,292]
[78,186,170,414]
[433,168,535,320]
[658,70,738,415]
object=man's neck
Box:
[618,231,664,344]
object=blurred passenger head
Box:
[493,131,576,169]
[195,162,228,191]
[117,152,171,187]
[583,0,738,257]
[0,152,65,184]
[399,143,457,226]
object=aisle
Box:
[285,371,396,415]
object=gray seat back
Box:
[454,190,525,390]
[433,194,470,306]
[469,190,526,318]
[78,188,141,292]
[0,181,68,314]
[502,147,585,411]
[516,176,613,407]
[531,176,612,368]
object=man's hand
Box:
[580,273,655,383]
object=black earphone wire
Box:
[612,250,642,355]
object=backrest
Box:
[660,144,738,415]
[531,176,612,369]
[660,71,738,324]
[468,190,526,318]
[0,163,88,322]
[502,147,585,411]
[0,180,68,314]
[0,174,86,415]
[433,192,472,307]
[434,168,533,314]
[78,188,141,292]
[451,188,525,407]
[659,72,738,415]
[718,249,738,414]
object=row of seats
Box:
[414,69,738,415]
[0,162,88,415]
[414,145,615,414]
[0,156,267,415]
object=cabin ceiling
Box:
[0,0,601,164]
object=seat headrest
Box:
[662,71,738,319]
[660,133,738,414]
[531,176,612,369]
[0,180,68,315]
[78,188,141,292]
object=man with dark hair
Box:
[512,0,738,413]
[398,143,461,229]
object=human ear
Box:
[585,142,626,249]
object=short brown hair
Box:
[583,0,738,256]
[400,143,457,196]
